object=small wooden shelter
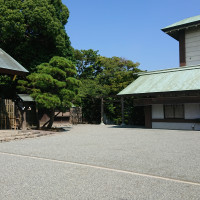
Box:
[118,15,200,130]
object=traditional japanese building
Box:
[118,15,200,130]
[0,48,33,129]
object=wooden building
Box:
[118,15,200,130]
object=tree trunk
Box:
[42,111,60,129]
[47,110,55,129]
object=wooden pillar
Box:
[36,106,40,129]
[22,111,27,130]
[100,97,105,125]
[121,97,125,126]
[144,105,152,128]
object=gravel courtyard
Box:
[0,125,200,200]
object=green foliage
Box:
[0,0,72,71]
[81,97,101,124]
[74,49,141,124]
[78,79,105,97]
[34,93,61,110]
[0,75,15,98]
[96,56,140,96]
[73,49,101,79]
[0,75,12,85]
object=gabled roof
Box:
[162,15,200,40]
[0,48,28,76]
[118,65,200,96]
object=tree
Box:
[0,0,72,71]
[18,56,81,128]
[74,51,141,124]
[95,56,141,124]
[73,49,104,123]
[73,49,102,79]
[96,56,140,95]
[77,79,105,123]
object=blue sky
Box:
[63,0,200,71]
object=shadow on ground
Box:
[108,125,145,129]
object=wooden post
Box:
[22,111,27,130]
[144,105,152,128]
[36,106,40,129]
[121,97,125,126]
[100,97,105,125]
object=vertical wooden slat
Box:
[0,99,15,129]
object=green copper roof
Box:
[162,15,200,32]
[118,65,200,96]
[162,15,200,40]
[0,48,28,75]
[17,94,34,102]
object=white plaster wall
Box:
[152,122,200,131]
[185,28,200,66]
[152,104,164,119]
[151,103,200,130]
[184,103,200,119]
[151,103,200,119]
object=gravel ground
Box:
[0,125,200,199]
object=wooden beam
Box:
[133,96,200,106]
[0,68,27,76]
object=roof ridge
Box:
[162,15,200,33]
[137,65,200,76]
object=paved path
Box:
[0,125,200,199]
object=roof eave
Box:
[0,68,28,76]
[162,21,200,40]
[136,64,200,76]
[118,89,200,97]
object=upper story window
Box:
[164,104,184,119]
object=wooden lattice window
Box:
[164,104,184,119]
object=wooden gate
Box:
[0,99,18,129]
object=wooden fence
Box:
[0,99,19,129]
